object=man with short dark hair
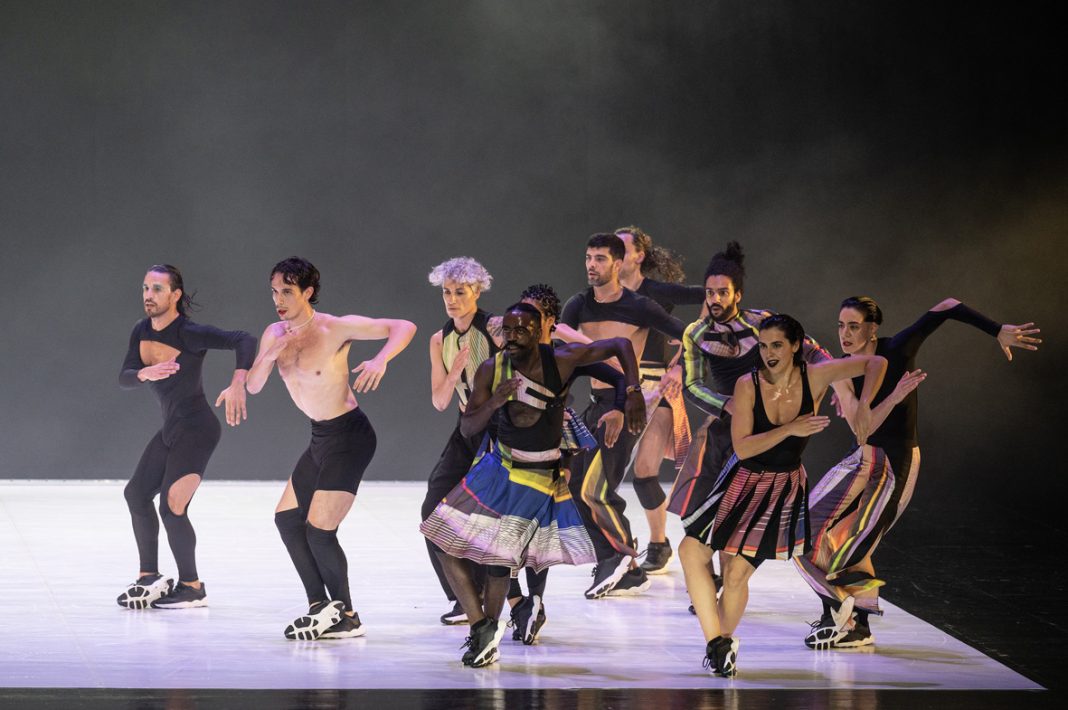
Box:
[246,257,417,640]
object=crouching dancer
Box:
[421,303,645,667]
[246,257,416,640]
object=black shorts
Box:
[291,407,377,512]
[159,408,222,478]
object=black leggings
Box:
[124,411,220,583]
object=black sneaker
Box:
[284,600,345,640]
[640,539,673,574]
[607,567,652,597]
[117,574,173,610]
[151,582,207,609]
[510,595,547,645]
[320,612,366,639]
[835,620,875,648]
[584,553,632,599]
[440,601,468,626]
[702,635,739,677]
[460,617,505,667]
[804,597,855,649]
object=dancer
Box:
[615,226,706,574]
[679,314,886,676]
[246,257,417,640]
[672,242,828,609]
[561,233,686,599]
[421,303,645,667]
[117,265,255,609]
[423,257,498,626]
[798,296,1041,649]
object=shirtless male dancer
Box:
[246,257,417,640]
[118,265,255,610]
[614,226,706,574]
[561,233,686,599]
[424,257,498,625]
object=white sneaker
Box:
[116,574,174,610]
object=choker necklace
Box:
[287,310,316,333]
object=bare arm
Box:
[809,355,887,444]
[245,323,289,395]
[460,359,519,438]
[429,330,465,412]
[832,369,927,436]
[557,337,645,434]
[337,316,418,393]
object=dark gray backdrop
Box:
[1,2,1064,523]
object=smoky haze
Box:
[0,1,1064,525]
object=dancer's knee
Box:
[633,476,666,510]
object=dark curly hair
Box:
[614,226,686,283]
[148,264,199,317]
[271,256,321,305]
[703,241,746,292]
[759,313,805,366]
[520,283,561,322]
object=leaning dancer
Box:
[117,265,255,610]
[798,296,1041,649]
[423,257,499,626]
[679,314,886,677]
[246,257,416,640]
[562,233,686,599]
[615,226,706,574]
[421,303,645,667]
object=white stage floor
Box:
[0,481,1040,690]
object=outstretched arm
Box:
[336,316,418,393]
[809,355,887,444]
[557,338,645,435]
[895,298,1041,361]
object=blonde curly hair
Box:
[427,257,493,291]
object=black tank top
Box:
[741,363,814,472]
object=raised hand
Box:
[889,369,927,405]
[997,323,1041,361]
[491,376,522,405]
[352,357,388,393]
[214,383,248,426]
[785,413,831,438]
[139,358,179,382]
[657,364,683,400]
[597,409,625,448]
[451,345,471,377]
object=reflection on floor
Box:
[0,481,1042,690]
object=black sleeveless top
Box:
[741,363,814,472]
[493,344,568,455]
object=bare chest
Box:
[140,340,182,366]
[276,330,347,379]
[758,381,804,425]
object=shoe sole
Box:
[469,620,506,667]
[117,578,174,610]
[606,578,653,597]
[834,634,875,648]
[152,597,208,609]
[441,616,469,626]
[805,626,847,650]
[320,624,367,640]
[523,597,545,645]
[285,601,345,641]
[584,557,633,599]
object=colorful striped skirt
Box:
[682,456,810,561]
[795,444,920,614]
[420,445,596,573]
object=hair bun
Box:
[724,241,745,266]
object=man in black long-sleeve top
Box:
[117,265,256,610]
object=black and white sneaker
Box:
[510,595,547,645]
[607,567,652,597]
[640,539,673,574]
[117,574,174,610]
[151,582,207,609]
[835,618,875,648]
[461,617,506,667]
[702,635,739,677]
[804,597,855,649]
[584,553,632,599]
[284,600,345,640]
[440,601,468,626]
[320,612,366,639]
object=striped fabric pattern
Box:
[796,445,920,614]
[442,324,492,408]
[635,365,692,471]
[683,459,810,561]
[419,446,595,573]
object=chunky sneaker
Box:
[510,595,547,645]
[320,612,366,639]
[284,600,345,640]
[461,617,506,667]
[151,582,207,609]
[804,596,856,649]
[702,635,739,677]
[640,539,673,574]
[835,618,875,648]
[584,553,632,599]
[607,567,652,597]
[440,601,468,626]
[117,574,174,609]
